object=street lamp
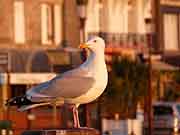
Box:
[76,0,88,43]
[145,17,153,135]
[76,0,88,62]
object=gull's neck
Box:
[80,50,107,76]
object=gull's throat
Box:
[81,50,106,77]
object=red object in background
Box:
[8,107,61,135]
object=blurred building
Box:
[0,0,148,133]
[83,0,151,128]
[86,0,149,54]
[0,0,81,73]
[0,0,180,134]
[0,0,81,134]
[82,0,180,129]
[85,0,180,66]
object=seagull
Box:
[6,36,108,128]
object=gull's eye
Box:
[94,40,97,43]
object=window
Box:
[153,105,173,116]
[14,1,25,44]
[41,4,62,45]
[54,5,62,45]
[11,85,26,98]
[164,13,179,50]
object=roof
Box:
[153,101,180,106]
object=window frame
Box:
[41,3,54,45]
[41,3,62,45]
[161,6,180,51]
[14,1,25,44]
[163,13,179,50]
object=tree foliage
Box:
[164,71,180,101]
[100,57,148,118]
[173,71,180,84]
[164,87,180,101]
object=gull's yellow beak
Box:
[78,43,89,49]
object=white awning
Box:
[0,73,56,85]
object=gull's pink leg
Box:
[72,106,80,128]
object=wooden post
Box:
[27,110,31,130]
[53,103,57,128]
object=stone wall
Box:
[0,0,14,44]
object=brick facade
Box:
[0,0,81,69]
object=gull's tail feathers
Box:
[6,96,36,107]
[6,95,65,112]
[18,100,65,111]
[6,96,50,111]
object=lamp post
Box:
[76,0,89,127]
[145,18,153,135]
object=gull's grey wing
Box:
[47,75,95,98]
[26,66,94,99]
[26,74,94,99]
[26,81,54,102]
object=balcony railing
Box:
[88,32,156,54]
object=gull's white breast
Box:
[66,52,108,104]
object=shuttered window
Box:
[41,4,62,45]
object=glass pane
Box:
[153,105,173,116]
[41,4,48,44]
[164,13,178,50]
[54,5,62,45]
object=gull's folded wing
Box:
[26,76,94,99]
[48,75,94,98]
[26,67,94,101]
